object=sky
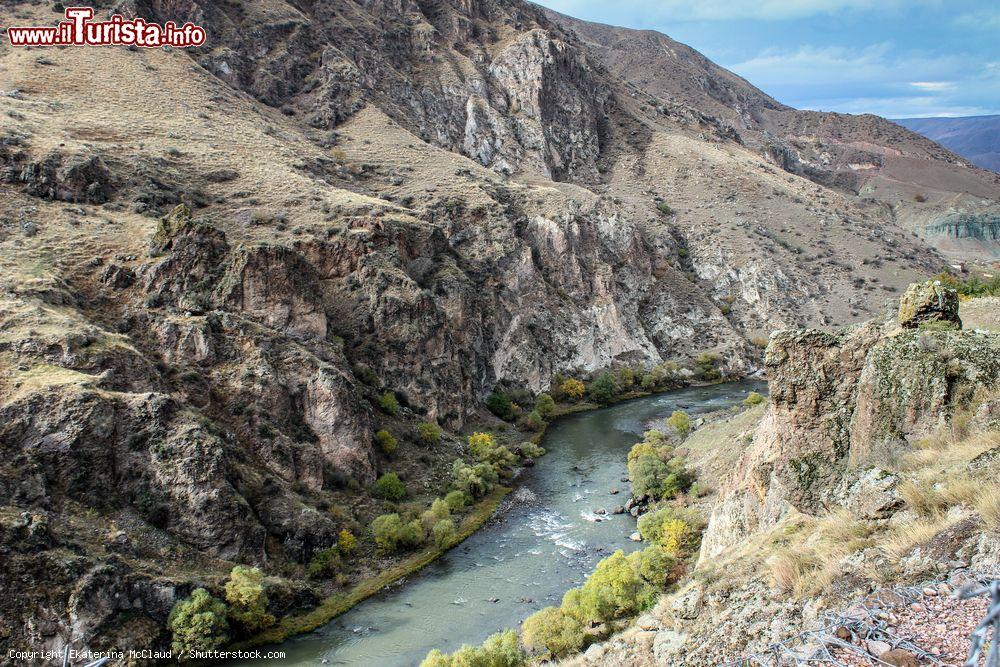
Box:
[533,0,1000,118]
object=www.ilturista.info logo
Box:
[7,7,206,48]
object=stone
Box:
[630,531,642,541]
[635,614,659,631]
[594,507,606,515]
[652,629,688,662]
[611,505,625,515]
[671,584,704,620]
[897,280,961,329]
[879,649,919,667]
[866,640,890,656]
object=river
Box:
[246,380,765,666]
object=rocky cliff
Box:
[569,288,1000,665]
[1,0,999,659]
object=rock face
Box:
[701,304,1000,559]
[1,0,999,659]
[897,280,961,329]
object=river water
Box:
[248,381,765,666]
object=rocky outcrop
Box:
[2,149,116,204]
[701,304,1000,560]
[897,280,961,329]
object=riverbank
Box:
[238,378,746,654]
[236,484,512,649]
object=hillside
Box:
[897,115,1000,173]
[1,0,999,661]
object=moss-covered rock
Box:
[897,280,961,330]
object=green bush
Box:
[666,410,691,437]
[694,352,721,381]
[337,528,356,556]
[743,391,766,407]
[627,431,694,500]
[578,550,656,623]
[523,409,545,431]
[637,507,701,556]
[486,391,517,421]
[168,588,229,654]
[375,429,398,456]
[522,605,586,658]
[417,421,442,445]
[444,490,468,511]
[421,498,451,531]
[451,459,499,499]
[467,432,517,471]
[306,548,341,580]
[420,629,525,667]
[535,393,556,419]
[431,519,456,549]
[373,472,406,501]
[371,513,425,553]
[627,545,679,587]
[589,371,619,403]
[379,391,400,415]
[616,367,637,390]
[518,441,546,459]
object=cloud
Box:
[726,44,1000,117]
[539,0,920,22]
[910,82,953,91]
[953,9,1000,30]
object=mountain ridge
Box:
[896,114,1000,173]
[0,0,999,661]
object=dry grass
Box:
[766,509,876,597]
[879,513,962,560]
[977,487,1000,528]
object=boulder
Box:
[898,280,961,329]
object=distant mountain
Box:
[896,115,1000,172]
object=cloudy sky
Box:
[534,0,1000,118]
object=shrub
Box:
[627,545,679,587]
[467,432,517,470]
[589,371,619,403]
[637,508,701,556]
[444,490,468,511]
[307,548,341,580]
[560,378,586,400]
[694,352,721,381]
[373,472,406,501]
[535,393,556,419]
[628,444,694,500]
[486,391,517,421]
[379,391,400,415]
[522,605,586,658]
[578,550,656,623]
[451,459,499,499]
[666,410,691,437]
[168,588,229,654]
[375,429,397,456]
[420,630,525,667]
[432,519,456,549]
[518,441,546,459]
[524,409,545,431]
[421,498,451,531]
[743,391,766,407]
[371,514,425,553]
[618,367,639,391]
[417,421,442,445]
[657,201,673,215]
[337,529,356,557]
[226,565,274,633]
